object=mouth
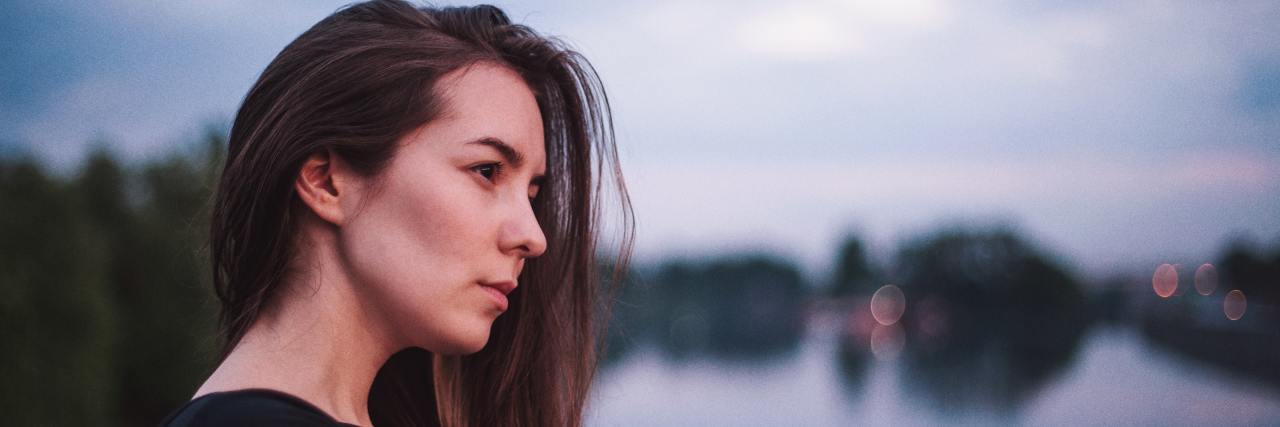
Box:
[478,280,517,311]
[480,280,517,295]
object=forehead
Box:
[428,62,546,168]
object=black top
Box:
[160,389,360,427]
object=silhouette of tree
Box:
[830,234,878,297]
[891,227,1089,414]
[1,158,118,425]
[1218,239,1280,306]
[652,255,808,361]
[1,130,227,425]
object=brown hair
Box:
[208,1,632,425]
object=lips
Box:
[479,280,517,295]
[478,280,517,312]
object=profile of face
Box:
[317,62,548,355]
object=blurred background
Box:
[3,1,1279,425]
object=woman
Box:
[161,1,632,426]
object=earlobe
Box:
[294,148,347,226]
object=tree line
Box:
[2,133,223,426]
[3,130,1277,424]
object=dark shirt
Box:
[160,389,361,427]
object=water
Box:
[588,324,1280,426]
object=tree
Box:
[829,234,877,297]
[1,158,118,425]
[892,227,1089,414]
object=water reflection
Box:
[835,330,870,398]
[836,296,1091,416]
[898,310,1090,415]
[869,323,906,361]
[871,229,1091,414]
[595,231,1280,424]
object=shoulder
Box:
[160,389,357,427]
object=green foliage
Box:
[0,134,224,425]
[1,158,118,425]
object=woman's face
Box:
[339,62,547,354]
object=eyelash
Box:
[472,162,505,182]
[472,162,540,202]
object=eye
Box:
[472,162,504,182]
[529,177,545,202]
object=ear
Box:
[294,148,355,226]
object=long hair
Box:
[207,1,633,425]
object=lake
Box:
[588,319,1280,426]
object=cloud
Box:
[735,0,951,61]
[4,0,1279,274]
[2,1,339,170]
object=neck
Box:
[195,231,398,427]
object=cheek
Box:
[347,188,453,280]
[336,174,497,348]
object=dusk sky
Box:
[4,1,1279,279]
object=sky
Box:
[3,0,1279,280]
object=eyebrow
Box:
[467,137,546,185]
[468,137,525,168]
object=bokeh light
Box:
[870,285,907,326]
[847,297,877,339]
[1194,263,1218,296]
[1152,263,1178,298]
[869,323,905,361]
[1224,290,1247,320]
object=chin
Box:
[432,327,492,355]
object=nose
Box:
[500,198,547,259]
